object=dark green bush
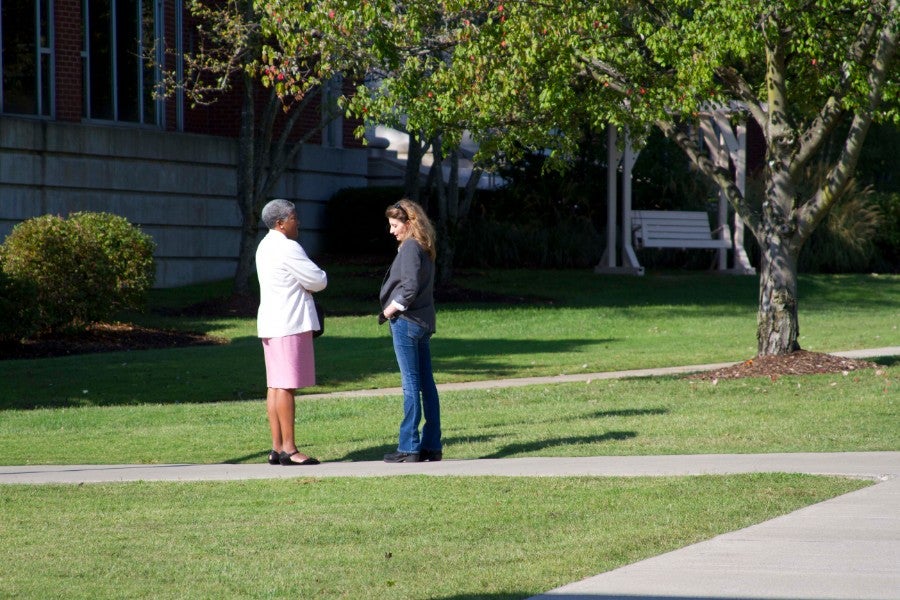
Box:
[324,184,603,268]
[0,214,111,331]
[324,186,404,257]
[870,192,900,273]
[0,269,39,343]
[454,216,602,268]
[0,212,156,334]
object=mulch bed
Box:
[0,322,227,360]
[687,349,879,381]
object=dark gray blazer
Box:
[380,239,436,333]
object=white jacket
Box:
[255,229,327,338]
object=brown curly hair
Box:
[385,199,437,261]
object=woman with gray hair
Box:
[256,198,327,465]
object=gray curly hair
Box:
[261,199,296,229]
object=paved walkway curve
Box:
[2,347,898,600]
[531,472,900,600]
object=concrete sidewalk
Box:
[1,452,897,484]
[531,473,900,600]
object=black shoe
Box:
[279,450,320,466]
[383,451,420,463]
[267,449,281,465]
[420,449,443,462]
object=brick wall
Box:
[54,0,82,121]
[47,0,363,148]
[2,0,371,287]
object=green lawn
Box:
[0,268,896,599]
[1,270,897,410]
[0,369,894,465]
[1,475,869,599]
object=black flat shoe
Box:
[420,449,443,462]
[267,450,281,465]
[279,450,320,466]
[384,451,420,463]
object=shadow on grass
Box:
[873,356,899,367]
[330,431,637,462]
[432,594,533,600]
[0,335,608,410]
[479,432,637,459]
[314,335,614,383]
[332,433,506,462]
[587,408,668,418]
[337,443,397,462]
[799,274,900,312]
[434,595,770,600]
[223,450,270,464]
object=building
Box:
[0,0,372,286]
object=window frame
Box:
[0,0,55,118]
[81,0,165,127]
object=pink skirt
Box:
[261,332,316,389]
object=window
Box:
[0,0,54,116]
[83,0,163,124]
[321,75,343,148]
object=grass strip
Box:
[0,474,868,599]
[1,369,894,465]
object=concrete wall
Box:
[0,118,368,287]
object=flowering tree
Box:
[454,0,899,355]
[259,0,898,354]
[259,1,520,282]
[162,0,350,296]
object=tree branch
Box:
[796,0,898,240]
[792,2,884,172]
[714,66,768,127]
[656,118,762,240]
[574,53,630,94]
[259,87,324,201]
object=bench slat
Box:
[638,238,732,249]
[632,210,731,250]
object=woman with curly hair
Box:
[378,199,442,463]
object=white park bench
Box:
[631,210,732,251]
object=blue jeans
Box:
[389,317,441,454]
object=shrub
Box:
[0,214,111,331]
[0,212,156,334]
[69,212,156,310]
[324,186,404,257]
[0,270,39,343]
[747,162,896,274]
[870,192,900,273]
[454,216,602,268]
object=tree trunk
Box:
[756,232,802,355]
[404,131,426,201]
[430,142,455,286]
[230,84,319,297]
[232,75,258,298]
